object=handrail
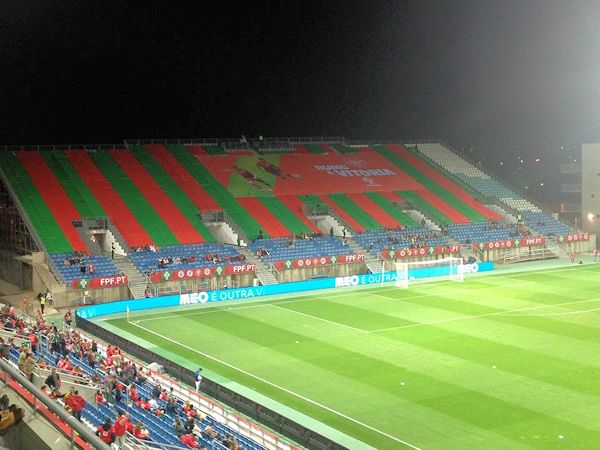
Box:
[0,358,110,449]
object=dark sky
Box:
[2,0,600,202]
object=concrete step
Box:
[238,247,279,285]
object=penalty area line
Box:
[369,296,600,333]
[269,304,370,333]
[127,321,422,450]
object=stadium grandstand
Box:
[0,137,597,450]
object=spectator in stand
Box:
[166,396,177,414]
[229,436,240,450]
[66,389,85,421]
[180,432,199,448]
[0,338,10,360]
[0,396,8,412]
[45,368,61,390]
[23,351,36,382]
[133,422,149,440]
[203,422,218,439]
[114,411,129,449]
[28,331,39,354]
[173,417,185,437]
[148,395,159,411]
[17,349,27,373]
[64,310,72,327]
[96,418,115,445]
[184,415,195,435]
[128,384,139,402]
[95,389,105,405]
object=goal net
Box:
[382,256,464,288]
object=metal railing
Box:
[0,358,110,449]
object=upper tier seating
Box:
[523,211,573,236]
[353,229,450,255]
[415,143,541,212]
[129,243,244,273]
[50,254,121,284]
[249,236,350,263]
[445,222,522,244]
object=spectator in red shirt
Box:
[129,385,139,402]
[66,390,85,421]
[95,390,105,405]
[113,411,129,449]
[96,419,115,445]
[133,422,149,440]
[180,432,199,448]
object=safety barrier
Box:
[77,262,494,319]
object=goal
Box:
[382,256,464,288]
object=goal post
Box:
[381,256,464,288]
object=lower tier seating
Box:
[445,222,523,244]
[129,243,245,273]
[50,254,121,283]
[353,229,450,255]
[523,211,573,236]
[249,236,351,264]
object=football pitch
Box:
[102,263,600,449]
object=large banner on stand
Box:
[273,254,364,270]
[558,232,590,243]
[473,237,545,251]
[381,245,461,259]
[150,264,256,283]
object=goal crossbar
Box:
[381,256,464,288]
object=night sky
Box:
[2,1,600,203]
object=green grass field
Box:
[102,263,600,449]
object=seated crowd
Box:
[158,252,246,270]
[0,304,250,449]
[62,250,92,266]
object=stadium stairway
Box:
[331,143,359,154]
[364,192,420,228]
[345,193,400,228]
[372,144,472,223]
[398,190,454,227]
[111,255,148,298]
[109,149,204,244]
[237,246,278,285]
[167,144,264,241]
[328,193,383,231]
[90,151,179,247]
[302,143,327,154]
[130,146,214,241]
[65,150,152,247]
[16,151,88,252]
[317,195,365,232]
[259,196,318,235]
[346,238,383,273]
[270,196,320,233]
[237,197,291,237]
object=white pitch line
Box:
[499,306,600,317]
[368,297,600,333]
[269,304,369,333]
[127,321,422,450]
